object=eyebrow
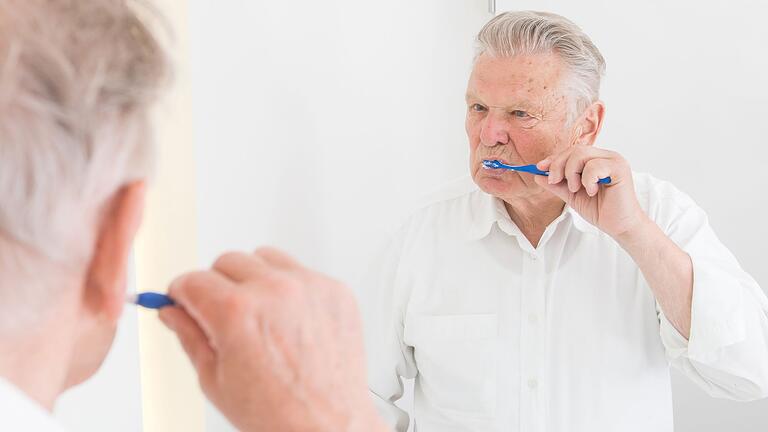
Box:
[465,92,538,111]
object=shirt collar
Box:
[466,189,600,241]
[0,378,65,431]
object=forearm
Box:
[616,216,694,338]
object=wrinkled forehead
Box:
[467,52,569,111]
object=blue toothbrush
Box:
[127,292,175,309]
[482,159,612,185]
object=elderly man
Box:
[364,10,768,432]
[0,1,386,431]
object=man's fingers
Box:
[582,159,612,196]
[254,246,301,271]
[169,249,296,343]
[563,149,594,193]
[546,145,615,186]
[213,251,269,282]
[168,270,237,340]
[545,148,569,184]
[159,306,216,385]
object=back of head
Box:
[0,0,169,330]
[475,11,606,123]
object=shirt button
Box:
[530,254,538,261]
[527,378,538,389]
[528,313,538,325]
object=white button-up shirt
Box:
[362,173,768,432]
[0,378,65,432]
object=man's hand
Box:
[537,145,694,337]
[535,145,649,239]
[158,247,389,432]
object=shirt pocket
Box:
[408,313,498,418]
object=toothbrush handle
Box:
[521,165,549,176]
[500,163,612,185]
[136,292,175,309]
[541,171,612,185]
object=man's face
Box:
[465,52,574,201]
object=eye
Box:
[510,110,530,118]
[469,103,487,113]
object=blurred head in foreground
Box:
[0,0,168,409]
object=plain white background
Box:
[55,0,768,430]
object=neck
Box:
[503,191,565,248]
[0,284,78,412]
[0,328,73,412]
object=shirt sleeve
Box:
[359,227,417,432]
[654,190,768,401]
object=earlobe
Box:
[82,181,147,322]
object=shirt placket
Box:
[519,249,547,432]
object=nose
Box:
[479,110,510,148]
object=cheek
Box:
[512,131,558,162]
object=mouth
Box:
[479,159,507,177]
[481,159,503,170]
[480,158,513,170]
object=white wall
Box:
[188,0,491,429]
[189,0,768,430]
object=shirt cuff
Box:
[684,257,746,359]
[659,309,689,360]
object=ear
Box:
[572,101,606,146]
[82,181,147,322]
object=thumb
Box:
[159,306,216,386]
[534,175,572,204]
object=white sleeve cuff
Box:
[659,309,689,360]
[682,258,746,359]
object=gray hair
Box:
[475,11,606,124]
[0,0,169,326]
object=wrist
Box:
[613,213,657,249]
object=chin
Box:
[473,170,525,198]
